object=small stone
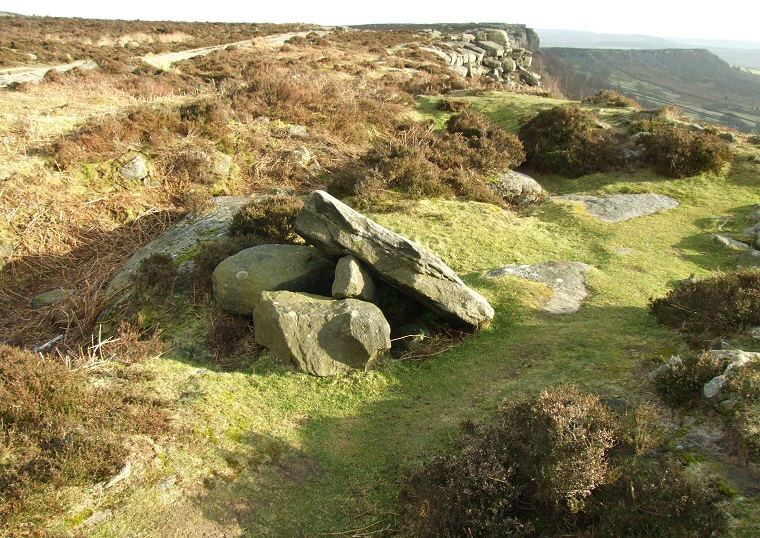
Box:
[287,124,309,138]
[720,132,736,142]
[747,210,760,227]
[83,510,112,527]
[0,242,12,259]
[682,415,696,427]
[737,249,760,269]
[488,170,543,205]
[614,247,637,255]
[118,155,149,181]
[703,375,726,402]
[30,288,74,309]
[105,461,132,489]
[719,400,737,411]
[391,323,430,354]
[332,255,377,302]
[712,234,750,251]
[157,474,177,491]
[287,146,311,166]
[751,327,760,340]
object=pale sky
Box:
[3,0,759,43]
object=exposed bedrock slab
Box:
[101,196,254,318]
[553,194,680,222]
[212,244,335,316]
[294,190,494,326]
[485,261,593,314]
[255,291,391,376]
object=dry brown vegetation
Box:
[0,28,517,532]
[0,16,310,67]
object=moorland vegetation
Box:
[0,20,759,537]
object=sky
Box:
[3,0,759,44]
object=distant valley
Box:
[539,47,760,133]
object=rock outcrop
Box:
[213,244,335,316]
[419,26,539,85]
[101,196,254,318]
[254,291,391,376]
[486,261,592,314]
[294,190,494,326]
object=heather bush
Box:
[648,271,760,344]
[0,344,170,529]
[584,89,642,108]
[653,353,726,405]
[227,196,304,243]
[639,123,733,178]
[398,385,729,537]
[517,105,622,177]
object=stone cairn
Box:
[214,191,495,376]
[420,28,540,86]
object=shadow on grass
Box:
[189,301,677,536]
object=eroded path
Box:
[0,30,326,87]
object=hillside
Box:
[1,21,760,538]
[537,29,760,70]
[541,47,760,132]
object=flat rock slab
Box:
[485,261,593,314]
[553,194,679,222]
[101,196,254,318]
[294,191,494,327]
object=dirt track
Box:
[0,30,324,87]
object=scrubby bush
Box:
[653,353,726,405]
[648,271,760,344]
[398,385,729,537]
[131,252,178,298]
[227,196,304,243]
[639,123,733,178]
[345,113,524,209]
[0,344,170,529]
[436,98,470,112]
[517,105,622,177]
[584,89,642,108]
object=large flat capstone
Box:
[255,291,391,376]
[294,191,494,326]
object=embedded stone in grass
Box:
[712,234,751,251]
[553,193,680,223]
[30,288,74,309]
[295,190,494,327]
[118,155,149,181]
[737,249,760,269]
[101,196,255,319]
[213,244,335,317]
[255,291,390,376]
[486,261,593,314]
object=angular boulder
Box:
[332,255,377,302]
[255,291,391,376]
[488,170,543,205]
[294,191,494,326]
[213,244,334,316]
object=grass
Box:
[80,158,759,535]
[2,25,760,537]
